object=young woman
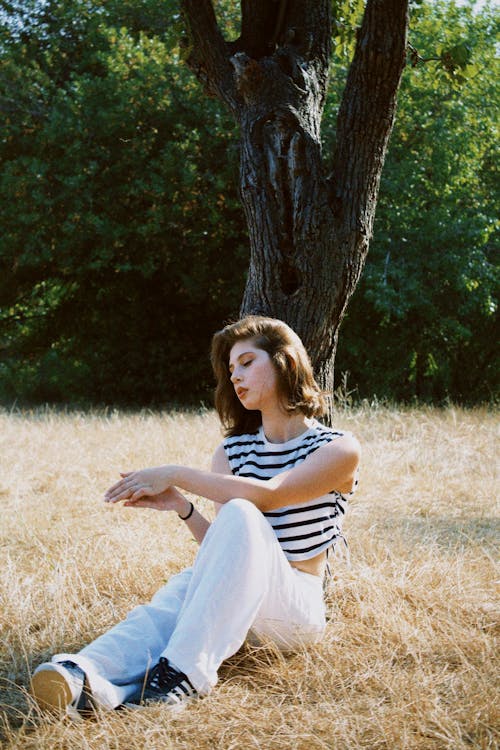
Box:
[31,316,360,718]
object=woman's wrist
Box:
[166,487,190,515]
[167,464,185,489]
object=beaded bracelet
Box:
[178,501,194,521]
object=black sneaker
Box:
[130,657,198,707]
[30,660,93,719]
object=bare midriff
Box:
[290,549,327,578]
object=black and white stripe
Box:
[223,420,358,562]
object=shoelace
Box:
[148,657,185,691]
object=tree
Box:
[180,0,409,397]
[1,1,496,406]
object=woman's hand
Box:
[123,486,190,513]
[104,466,176,504]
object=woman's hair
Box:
[211,315,326,436]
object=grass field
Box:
[0,404,498,749]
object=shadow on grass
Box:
[371,514,499,552]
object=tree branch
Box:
[330,0,409,237]
[237,0,281,57]
[236,1,331,63]
[180,0,239,108]
[283,0,331,65]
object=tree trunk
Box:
[180,0,409,400]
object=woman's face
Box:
[228,339,279,412]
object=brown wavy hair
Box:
[211,316,326,437]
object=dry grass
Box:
[0,404,498,749]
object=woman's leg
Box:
[34,499,325,710]
[161,498,326,696]
[49,567,193,707]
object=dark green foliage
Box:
[335,0,499,402]
[0,0,497,405]
[0,0,247,405]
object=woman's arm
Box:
[110,446,234,542]
[105,434,360,512]
[208,440,231,517]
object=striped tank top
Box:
[223,420,358,561]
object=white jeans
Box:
[53,498,326,708]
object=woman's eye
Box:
[242,359,253,367]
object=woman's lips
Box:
[236,387,248,399]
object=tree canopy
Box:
[0,0,498,405]
[336,0,499,402]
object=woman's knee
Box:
[212,499,275,562]
[210,500,279,556]
[221,497,262,520]
[217,498,268,534]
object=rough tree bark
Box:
[180,0,409,400]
